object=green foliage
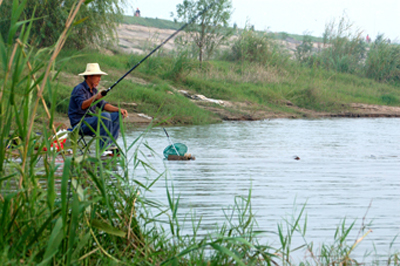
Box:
[115,82,217,125]
[272,31,323,43]
[162,50,196,81]
[296,34,314,63]
[122,15,182,30]
[297,14,400,84]
[44,83,71,114]
[380,94,399,105]
[0,0,125,49]
[304,14,367,74]
[175,0,233,63]
[230,26,290,67]
[365,34,400,82]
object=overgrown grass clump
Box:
[294,15,400,85]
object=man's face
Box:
[86,75,102,89]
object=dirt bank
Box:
[55,99,400,130]
[177,90,400,121]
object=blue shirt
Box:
[68,81,108,127]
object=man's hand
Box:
[96,89,107,100]
[82,89,104,110]
[120,109,128,118]
[100,89,108,97]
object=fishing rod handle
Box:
[101,88,110,96]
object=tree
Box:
[296,34,314,64]
[0,0,125,49]
[175,0,232,64]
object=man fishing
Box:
[68,63,128,150]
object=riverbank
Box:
[49,21,400,128]
[53,69,400,129]
[53,86,400,129]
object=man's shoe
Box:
[106,144,118,151]
[101,150,113,157]
[108,146,121,157]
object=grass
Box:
[122,15,182,30]
[47,47,400,126]
[273,31,324,43]
[50,50,219,125]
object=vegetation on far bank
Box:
[49,39,400,125]
[122,15,183,30]
[51,13,400,126]
[3,1,399,126]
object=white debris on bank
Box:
[120,102,138,107]
[137,113,153,120]
[178,90,229,106]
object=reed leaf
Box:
[41,217,64,264]
[66,193,81,265]
[91,219,126,238]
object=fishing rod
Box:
[101,2,217,97]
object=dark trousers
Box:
[79,112,120,149]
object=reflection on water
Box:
[127,118,399,259]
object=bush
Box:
[296,34,314,63]
[230,27,289,67]
[365,34,400,82]
[162,50,196,81]
[306,15,366,74]
[0,0,124,49]
[380,93,399,105]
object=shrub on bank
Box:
[229,26,291,67]
[365,34,400,83]
[305,15,366,75]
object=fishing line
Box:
[162,128,189,158]
[163,127,180,155]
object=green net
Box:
[163,143,188,158]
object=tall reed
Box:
[229,25,290,67]
[308,14,366,74]
[0,0,149,264]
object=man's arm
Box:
[81,93,103,110]
[104,103,128,118]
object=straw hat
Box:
[78,63,108,76]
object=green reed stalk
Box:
[21,0,85,188]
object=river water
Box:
[124,118,400,261]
